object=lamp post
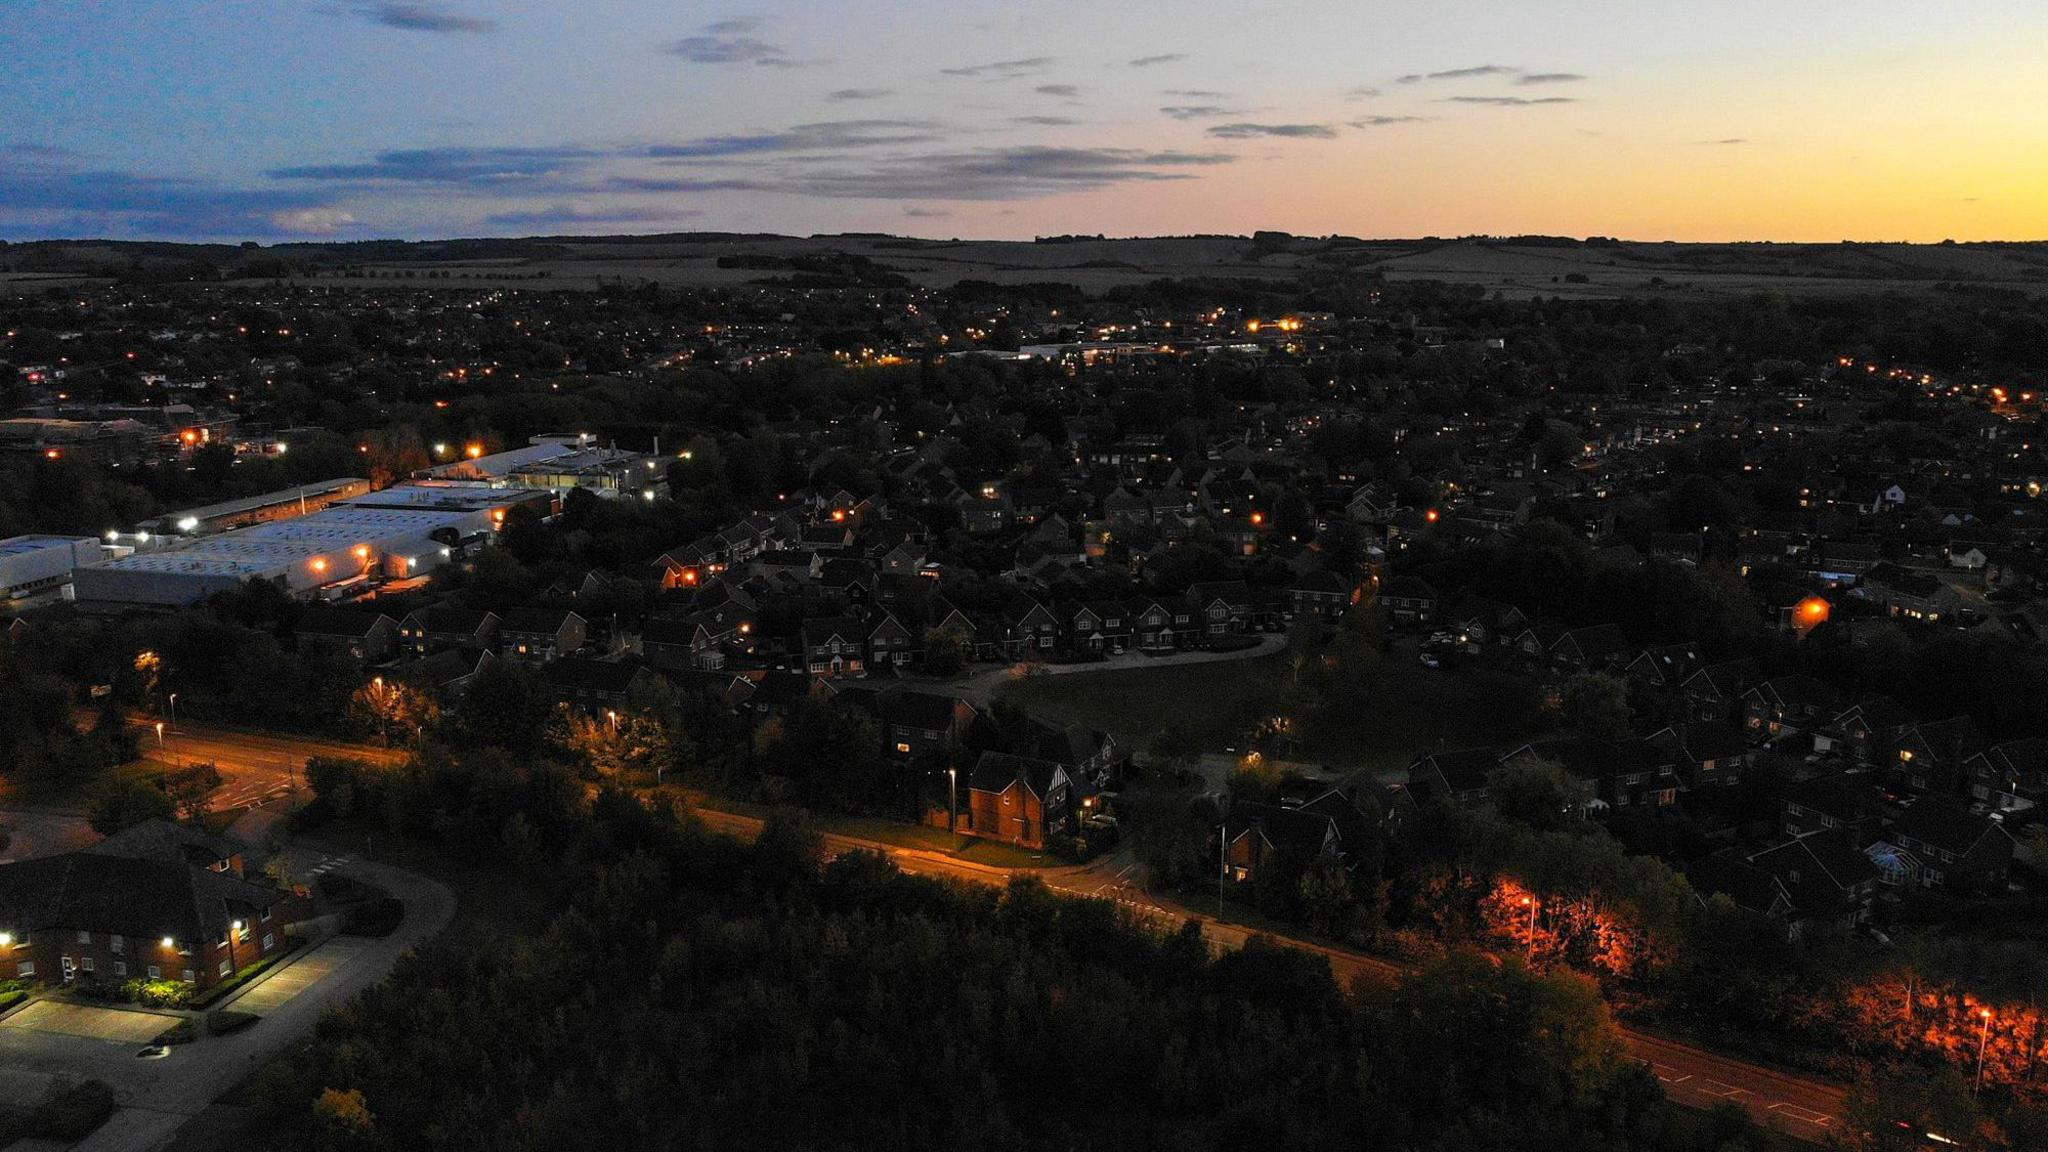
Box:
[1522,895,1538,958]
[946,766,957,833]
[1976,1008,1993,1092]
[154,720,165,750]
[167,692,177,727]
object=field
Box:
[994,649,1547,774]
[14,232,2048,298]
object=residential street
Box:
[127,717,405,814]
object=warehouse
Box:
[72,485,548,609]
[0,535,102,607]
[140,478,372,537]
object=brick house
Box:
[1221,802,1342,886]
[966,751,1072,850]
[497,608,587,665]
[397,607,500,656]
[293,606,400,666]
[0,821,291,991]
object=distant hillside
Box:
[4,232,2046,298]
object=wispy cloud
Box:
[1697,137,1747,145]
[663,18,801,67]
[1163,88,1227,98]
[1207,122,1338,139]
[904,206,952,218]
[1161,105,1243,120]
[648,120,945,160]
[722,146,1233,200]
[269,145,600,184]
[1012,115,1080,126]
[827,87,892,101]
[1398,64,1519,83]
[1346,86,1382,100]
[0,166,349,238]
[1351,115,1433,127]
[1516,72,1587,85]
[353,3,497,34]
[1444,96,1575,107]
[1034,83,1080,98]
[942,57,1055,79]
[482,202,699,230]
[1129,53,1185,67]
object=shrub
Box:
[0,989,26,1013]
[124,977,194,1009]
[153,1018,197,1045]
[207,1009,258,1035]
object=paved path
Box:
[926,632,1290,706]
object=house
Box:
[1818,697,1916,766]
[1448,599,1528,648]
[0,820,291,990]
[966,751,1073,850]
[1064,601,1131,656]
[1129,597,1195,653]
[1285,570,1352,621]
[1965,738,2048,812]
[876,688,976,761]
[1855,564,1964,623]
[801,617,868,677]
[398,607,500,656]
[1877,800,2013,893]
[1691,829,1881,939]
[397,648,495,701]
[497,608,587,664]
[1221,801,1342,885]
[999,596,1060,659]
[293,606,400,666]
[1186,580,1253,639]
[1500,736,1680,812]
[1742,675,1840,740]
[1647,721,1755,787]
[1680,659,1759,720]
[1550,623,1631,669]
[1381,575,1439,627]
[539,657,663,712]
[1890,716,1985,795]
[1408,747,1504,807]
[1782,772,1884,844]
[1623,641,1704,689]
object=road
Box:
[129,718,404,814]
[691,803,1847,1143]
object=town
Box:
[0,233,2046,1151]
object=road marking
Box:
[1697,1079,1748,1098]
[1651,1062,1693,1085]
[1768,1104,1832,1126]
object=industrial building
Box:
[416,433,665,498]
[72,485,550,609]
[140,478,373,537]
[0,535,101,607]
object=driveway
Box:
[2,1001,176,1045]
[0,854,455,1152]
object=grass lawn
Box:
[996,652,1546,773]
[0,759,162,816]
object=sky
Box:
[1,1,2044,243]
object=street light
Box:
[154,721,165,750]
[1521,895,1538,957]
[947,766,957,833]
[167,693,177,727]
[1976,1008,1993,1092]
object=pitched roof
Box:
[0,851,284,945]
[969,750,1067,798]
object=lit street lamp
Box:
[154,721,165,750]
[946,766,957,833]
[1976,1008,1993,1092]
[167,692,177,727]
[1521,895,1539,957]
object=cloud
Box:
[353,3,497,33]
[727,145,1233,200]
[1034,84,1080,98]
[1160,106,1243,120]
[482,202,700,230]
[1516,72,1586,85]
[1346,86,1382,100]
[941,57,1055,78]
[1351,115,1432,127]
[903,206,952,218]
[827,87,892,101]
[1397,64,1519,83]
[648,120,945,160]
[1698,137,1747,145]
[270,145,601,184]
[1129,53,1185,67]
[1012,115,1080,126]
[1206,122,1339,139]
[662,19,800,67]
[0,166,348,238]
[1444,96,1575,106]
[1163,88,1227,98]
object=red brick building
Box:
[0,821,291,991]
[966,751,1073,850]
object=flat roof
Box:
[148,478,367,525]
[0,535,95,556]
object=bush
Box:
[124,977,194,1009]
[0,989,25,1013]
[207,1009,258,1035]
[153,1018,197,1045]
[27,1078,116,1142]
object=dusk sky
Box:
[3,1,2043,243]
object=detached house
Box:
[540,657,663,712]
[398,607,500,656]
[1221,802,1342,886]
[1875,801,2012,893]
[802,617,868,678]
[497,608,587,664]
[1286,570,1352,621]
[1647,721,1755,788]
[1965,738,2048,812]
[1691,829,1881,939]
[966,751,1073,850]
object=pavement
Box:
[0,851,453,1152]
[689,803,1847,1143]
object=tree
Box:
[346,677,438,746]
[923,624,972,676]
[1489,756,1588,832]
[162,763,224,821]
[86,776,176,835]
[1560,671,1632,741]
